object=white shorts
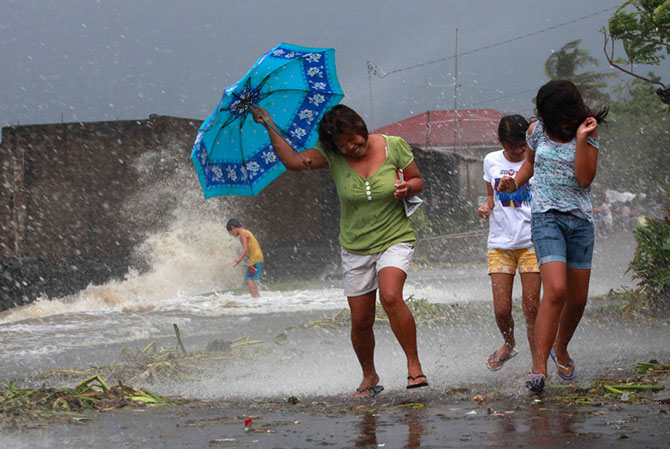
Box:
[341,242,414,297]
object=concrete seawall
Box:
[0,116,484,311]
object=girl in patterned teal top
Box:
[499,80,607,394]
[250,104,428,397]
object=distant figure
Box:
[251,104,428,397]
[601,200,613,233]
[499,80,608,394]
[478,115,541,372]
[620,204,634,229]
[227,218,264,298]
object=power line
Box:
[369,5,618,78]
[470,69,616,107]
[470,88,538,107]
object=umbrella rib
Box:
[205,115,241,160]
[253,57,306,92]
[237,114,254,194]
[215,114,240,129]
[259,87,333,96]
[261,118,308,161]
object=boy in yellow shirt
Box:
[227,218,264,298]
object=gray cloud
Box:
[1,0,667,132]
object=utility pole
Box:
[453,28,460,150]
[367,61,375,128]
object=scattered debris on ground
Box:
[540,361,669,406]
[30,325,267,386]
[0,375,176,429]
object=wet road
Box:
[2,388,669,448]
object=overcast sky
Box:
[2,0,668,134]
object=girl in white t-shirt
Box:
[478,115,541,372]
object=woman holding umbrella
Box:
[251,104,428,397]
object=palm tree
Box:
[543,40,615,104]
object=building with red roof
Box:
[374,109,505,206]
[374,109,507,256]
[374,109,504,157]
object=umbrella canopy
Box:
[192,43,344,198]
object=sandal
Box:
[407,374,429,389]
[355,385,384,398]
[550,348,577,381]
[525,371,545,394]
[486,347,518,371]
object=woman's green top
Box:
[314,135,416,255]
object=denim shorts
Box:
[531,210,594,269]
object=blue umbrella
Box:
[192,43,344,198]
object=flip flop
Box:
[550,348,577,381]
[486,347,519,371]
[355,385,384,398]
[525,371,545,394]
[407,374,429,389]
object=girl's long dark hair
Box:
[318,105,368,153]
[535,80,608,142]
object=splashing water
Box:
[0,227,666,404]
[0,142,659,403]
[0,221,241,324]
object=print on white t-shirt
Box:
[483,150,533,250]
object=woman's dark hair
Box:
[498,115,529,144]
[318,105,368,153]
[535,80,608,142]
[226,218,241,231]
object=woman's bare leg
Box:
[377,267,425,387]
[348,291,380,395]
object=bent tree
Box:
[603,0,670,105]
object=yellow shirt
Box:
[242,229,264,265]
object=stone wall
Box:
[0,117,483,311]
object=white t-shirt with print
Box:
[483,149,533,249]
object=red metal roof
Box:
[373,109,504,147]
